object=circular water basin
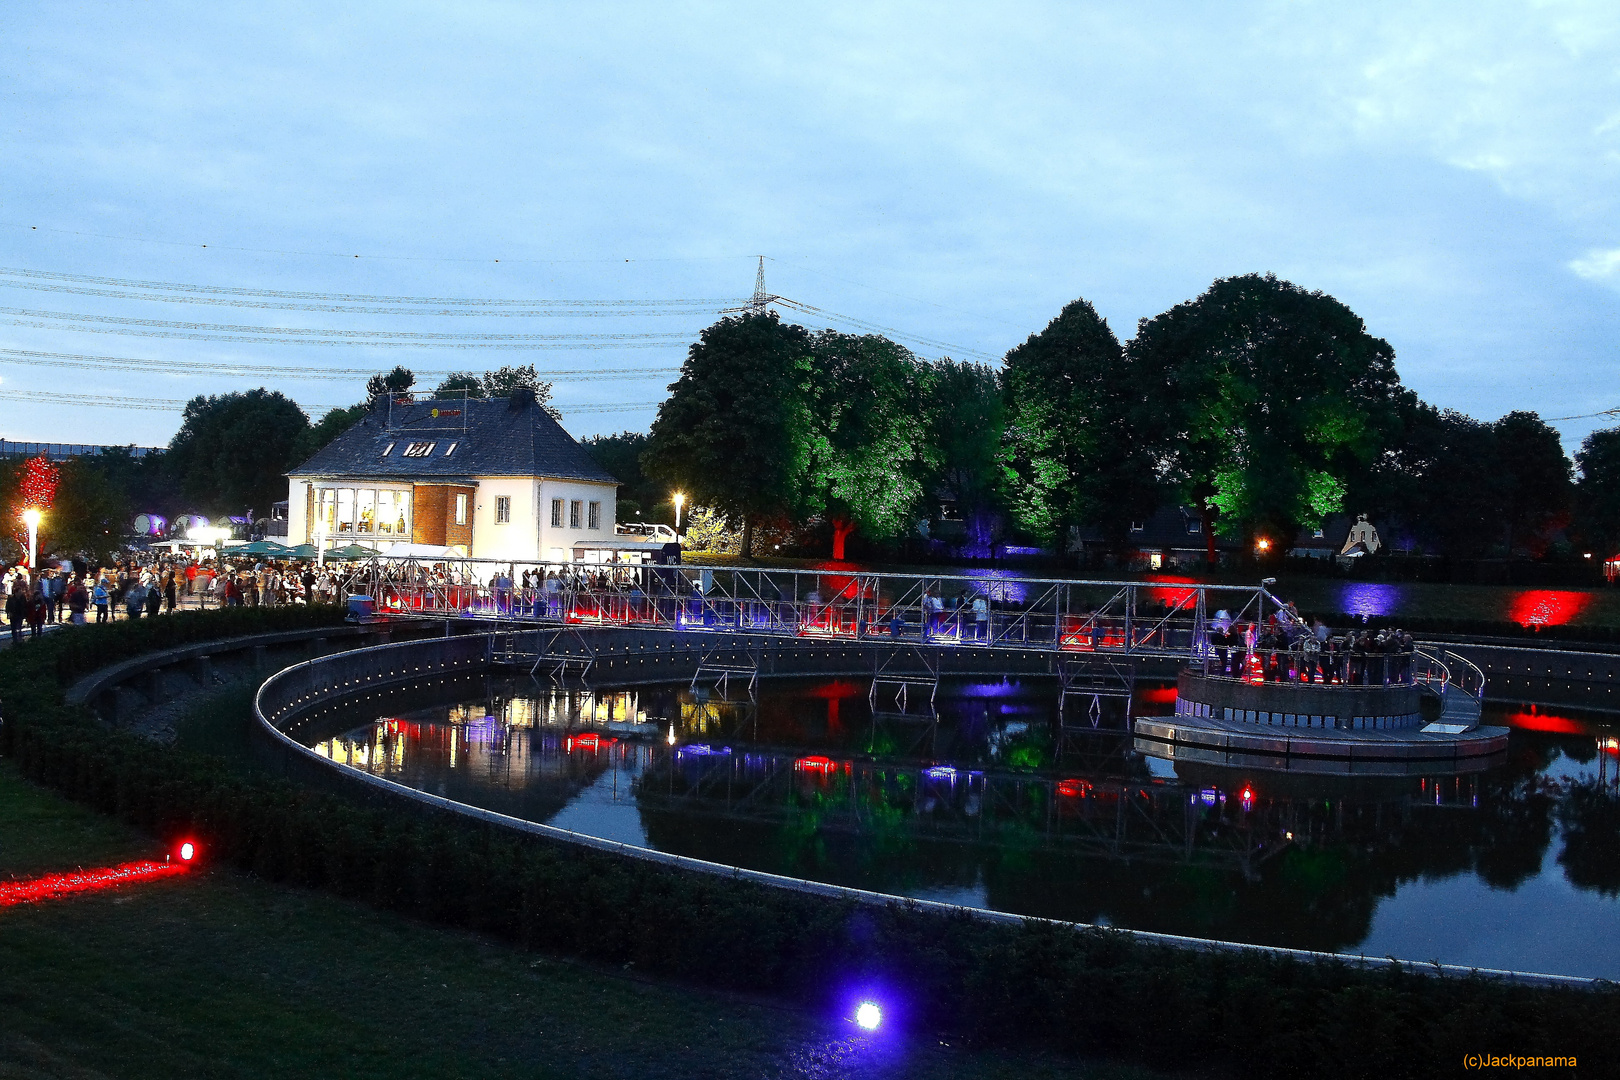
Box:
[299,674,1620,980]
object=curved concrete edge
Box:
[65,623,373,707]
[250,630,1608,993]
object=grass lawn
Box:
[0,759,1171,1080]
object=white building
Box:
[286,391,637,563]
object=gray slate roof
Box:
[288,396,619,485]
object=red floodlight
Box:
[178,841,197,863]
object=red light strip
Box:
[0,860,188,908]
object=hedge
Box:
[2,611,1615,1076]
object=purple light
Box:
[922,765,957,780]
[1199,788,1218,806]
[677,743,732,758]
[1335,582,1400,618]
[855,1001,882,1031]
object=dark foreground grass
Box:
[0,759,1166,1080]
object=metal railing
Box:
[326,557,1300,661]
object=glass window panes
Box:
[550,499,563,527]
[454,492,469,525]
[496,496,511,524]
[396,490,411,536]
[357,490,376,533]
[569,500,582,529]
[319,489,336,533]
[403,441,436,458]
[587,501,600,529]
[376,490,396,535]
[337,489,355,532]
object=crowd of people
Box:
[1206,604,1414,686]
[0,556,354,644]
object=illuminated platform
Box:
[1133,715,1509,776]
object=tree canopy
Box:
[1128,274,1404,551]
[1001,298,1158,545]
[642,312,815,557]
[167,389,310,516]
[806,330,935,559]
[366,366,416,399]
[1576,427,1620,558]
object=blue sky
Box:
[1,2,1617,454]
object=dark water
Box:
[307,677,1620,979]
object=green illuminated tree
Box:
[806,331,935,560]
[1128,274,1404,556]
[642,312,816,558]
[923,360,1006,545]
[1000,298,1162,547]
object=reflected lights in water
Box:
[1337,582,1399,618]
[1507,590,1594,627]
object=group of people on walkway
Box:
[1207,605,1415,686]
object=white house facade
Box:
[286,391,628,563]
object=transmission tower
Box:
[721,256,784,316]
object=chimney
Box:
[509,386,537,411]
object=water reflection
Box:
[307,678,1620,978]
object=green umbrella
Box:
[236,540,294,556]
[289,543,318,559]
[323,544,375,559]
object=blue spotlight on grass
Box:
[855,1001,882,1031]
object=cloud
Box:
[1570,248,1620,281]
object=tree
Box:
[365,366,415,399]
[45,458,129,565]
[923,360,1006,549]
[805,331,935,560]
[291,404,368,466]
[1575,427,1620,558]
[167,389,310,516]
[642,312,815,558]
[1128,274,1404,556]
[583,431,660,522]
[433,372,485,395]
[1001,298,1160,548]
[1493,410,1572,556]
[1362,402,1500,559]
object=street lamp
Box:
[1254,537,1271,555]
[672,491,685,534]
[21,507,40,570]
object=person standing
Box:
[163,571,178,614]
[66,575,88,624]
[6,584,27,644]
[92,576,110,623]
[27,581,48,638]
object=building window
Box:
[1186,519,1201,534]
[454,493,468,525]
[569,500,582,529]
[1129,521,1144,533]
[444,442,457,456]
[381,442,395,456]
[337,488,355,533]
[356,489,376,534]
[376,490,397,535]
[402,441,436,458]
[587,501,600,529]
[550,498,563,527]
[495,496,511,524]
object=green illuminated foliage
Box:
[643,313,817,557]
[1129,273,1404,546]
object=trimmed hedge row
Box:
[3,612,1616,1076]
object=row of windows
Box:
[549,498,601,530]
[381,440,458,458]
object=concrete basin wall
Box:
[1175,670,1424,730]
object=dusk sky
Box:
[3,2,1618,453]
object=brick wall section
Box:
[445,485,475,550]
[412,484,447,545]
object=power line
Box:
[0,347,678,382]
[0,386,662,414]
[1546,407,1620,423]
[0,265,741,316]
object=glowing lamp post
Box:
[21,507,41,570]
[1254,537,1271,556]
[672,492,685,534]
